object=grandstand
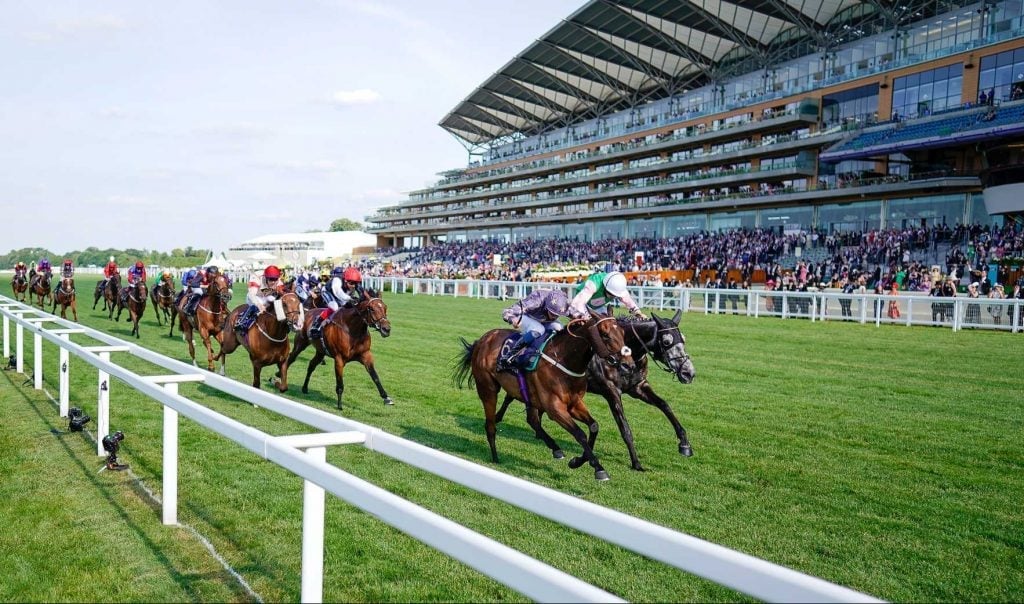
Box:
[366,0,1024,251]
[223,231,375,269]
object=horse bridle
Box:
[628,321,691,374]
[567,316,631,368]
[357,298,387,333]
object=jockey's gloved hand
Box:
[549,322,563,332]
[631,308,649,320]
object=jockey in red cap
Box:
[235,265,285,331]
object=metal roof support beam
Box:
[670,0,769,63]
[536,39,635,103]
[764,0,829,47]
[563,21,676,86]
[481,90,548,124]
[602,0,718,82]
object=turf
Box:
[1,276,1022,602]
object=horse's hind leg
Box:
[473,375,502,463]
[495,393,516,423]
[359,351,393,405]
[71,300,78,322]
[332,356,347,411]
[524,406,565,460]
[631,382,693,457]
[552,403,609,481]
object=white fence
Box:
[364,276,1024,333]
[0,294,881,603]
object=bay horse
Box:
[496,311,696,471]
[11,273,28,303]
[51,277,79,321]
[283,290,392,410]
[94,272,120,317]
[115,280,148,338]
[149,274,177,326]
[453,315,635,481]
[171,273,232,370]
[30,271,53,308]
[217,292,305,390]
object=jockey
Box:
[498,288,570,371]
[99,255,119,293]
[174,266,197,307]
[37,257,52,276]
[309,266,363,339]
[569,267,647,320]
[160,269,174,285]
[127,261,147,285]
[14,261,27,280]
[295,271,316,302]
[235,265,284,331]
[184,266,214,316]
[61,258,74,279]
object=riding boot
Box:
[501,332,536,371]
[236,306,257,331]
[309,315,324,340]
[185,294,200,316]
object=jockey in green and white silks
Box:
[569,271,647,319]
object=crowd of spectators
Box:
[360,222,1024,295]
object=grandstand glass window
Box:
[761,207,814,234]
[978,48,1024,102]
[594,220,624,240]
[665,215,706,236]
[710,211,755,232]
[536,225,562,240]
[564,223,591,241]
[628,218,660,239]
[819,201,882,233]
[892,64,962,119]
[887,195,967,229]
[511,227,535,243]
[822,84,879,127]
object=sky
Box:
[0,0,582,254]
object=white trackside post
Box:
[59,336,70,416]
[163,383,179,525]
[34,331,42,389]
[16,320,24,373]
[97,351,110,457]
[301,446,327,603]
[3,314,8,359]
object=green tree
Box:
[329,218,364,232]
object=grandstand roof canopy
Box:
[440,0,963,145]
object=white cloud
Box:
[330,89,381,106]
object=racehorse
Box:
[171,273,232,370]
[11,273,28,303]
[51,277,78,321]
[496,311,696,471]
[93,272,120,316]
[453,315,634,481]
[30,271,52,308]
[115,280,148,338]
[217,292,305,391]
[283,289,392,410]
[149,274,177,326]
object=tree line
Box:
[2,246,211,269]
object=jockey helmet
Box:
[603,271,629,299]
[162,270,172,278]
[331,266,344,278]
[135,261,144,268]
[109,256,115,263]
[63,258,71,265]
[206,265,219,275]
[343,267,362,283]
[264,265,282,280]
[544,292,569,317]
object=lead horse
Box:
[497,311,696,471]
[51,277,78,321]
[454,315,635,481]
[30,271,52,308]
[94,272,120,317]
[11,273,28,303]
[171,273,232,370]
[283,290,392,410]
[217,292,305,390]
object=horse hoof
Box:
[680,444,694,457]
[631,464,647,472]
[552,449,565,460]
[595,470,610,481]
[383,397,394,406]
[301,386,309,394]
[568,456,585,469]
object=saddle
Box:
[497,331,556,373]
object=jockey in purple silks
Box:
[498,288,571,370]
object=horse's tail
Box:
[451,337,477,390]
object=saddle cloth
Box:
[499,330,556,372]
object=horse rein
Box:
[358,298,387,333]
[627,321,690,373]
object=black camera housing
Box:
[68,407,91,432]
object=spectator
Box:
[988,283,1006,326]
[965,282,982,325]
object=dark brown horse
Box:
[284,290,392,410]
[115,280,148,338]
[94,272,120,316]
[453,316,635,481]
[497,311,696,471]
[218,291,305,390]
[171,273,232,370]
[11,272,28,303]
[30,271,53,308]
[149,273,177,326]
[51,277,78,321]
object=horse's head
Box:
[209,274,233,302]
[356,290,390,337]
[571,314,633,371]
[134,280,148,297]
[62,277,74,291]
[275,292,305,333]
[650,310,695,384]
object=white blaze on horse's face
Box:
[620,346,632,357]
[273,299,286,321]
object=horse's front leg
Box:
[70,299,78,322]
[359,351,393,405]
[599,375,644,471]
[199,328,216,371]
[302,348,324,395]
[630,381,692,457]
[495,393,516,423]
[332,356,347,410]
[524,405,565,460]
[251,362,263,389]
[555,400,609,481]
[273,348,289,393]
[151,299,162,325]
